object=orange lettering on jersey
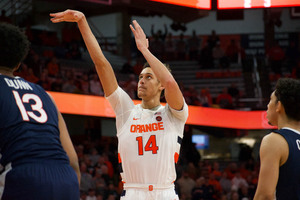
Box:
[152,123,158,131]
[140,124,145,133]
[158,122,163,130]
[130,125,136,132]
[144,124,152,132]
[130,122,164,133]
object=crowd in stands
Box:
[1,13,296,109]
[147,25,245,71]
[1,9,300,108]
[12,24,249,109]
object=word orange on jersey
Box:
[130,122,164,133]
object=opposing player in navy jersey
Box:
[254,78,300,200]
[0,23,80,199]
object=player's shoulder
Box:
[262,132,286,145]
[261,132,289,155]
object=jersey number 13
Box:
[13,91,48,123]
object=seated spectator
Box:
[266,40,285,75]
[86,189,97,200]
[81,73,90,94]
[230,191,239,200]
[216,88,233,109]
[24,50,43,76]
[164,33,175,61]
[245,174,257,199]
[224,162,238,180]
[74,79,84,94]
[219,172,232,195]
[151,24,168,42]
[207,30,220,49]
[46,56,60,78]
[176,33,187,60]
[191,177,206,200]
[80,162,95,193]
[199,89,211,107]
[231,172,248,191]
[26,67,39,83]
[200,43,214,68]
[208,173,222,198]
[228,83,240,107]
[213,41,229,69]
[187,30,201,60]
[62,77,77,93]
[177,170,196,200]
[238,185,250,200]
[104,183,119,200]
[89,74,104,96]
[228,83,240,99]
[202,177,216,200]
[67,42,82,60]
[37,69,51,90]
[51,75,63,92]
[226,39,239,64]
[96,194,104,200]
[149,36,164,60]
[212,161,222,180]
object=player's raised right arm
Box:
[50,10,118,96]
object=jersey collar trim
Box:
[282,127,300,135]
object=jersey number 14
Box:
[136,135,159,155]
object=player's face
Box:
[266,91,278,126]
[137,67,162,99]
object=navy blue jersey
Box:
[273,128,300,200]
[0,74,69,167]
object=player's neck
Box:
[0,67,14,77]
[141,99,161,110]
[278,116,300,131]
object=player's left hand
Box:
[130,20,149,52]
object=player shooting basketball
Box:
[50,9,188,200]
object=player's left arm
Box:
[47,93,81,185]
[253,133,288,200]
[130,20,184,111]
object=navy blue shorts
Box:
[2,162,79,200]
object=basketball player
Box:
[254,78,300,200]
[0,23,80,199]
[50,10,188,200]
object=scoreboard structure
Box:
[150,0,300,10]
[150,0,211,9]
[218,0,300,9]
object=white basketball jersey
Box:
[106,87,188,186]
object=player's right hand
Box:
[50,9,84,23]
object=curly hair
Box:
[0,23,30,69]
[275,78,300,121]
